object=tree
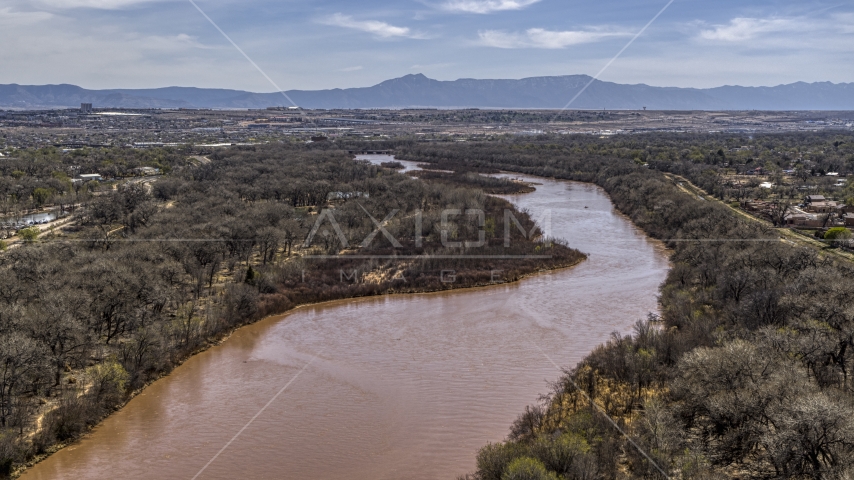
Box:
[31,188,53,207]
[87,195,123,229]
[17,227,39,244]
[764,393,854,477]
[0,333,51,428]
[256,227,281,265]
[501,457,559,480]
[824,227,852,247]
[768,199,791,227]
[24,298,91,387]
[280,219,303,257]
[85,360,129,408]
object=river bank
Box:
[14,250,585,478]
[21,171,668,480]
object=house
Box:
[846,214,854,227]
[78,173,102,182]
[786,212,825,228]
[135,166,160,176]
[805,201,839,213]
[803,195,841,213]
[327,191,368,201]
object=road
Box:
[3,175,162,250]
[665,173,854,264]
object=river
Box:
[22,157,670,480]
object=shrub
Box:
[824,227,852,246]
[476,442,527,480]
[0,430,20,477]
[17,227,39,243]
[529,433,589,477]
[501,457,559,480]
[85,360,129,409]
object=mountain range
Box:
[2,74,853,110]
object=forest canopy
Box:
[0,142,582,477]
[397,138,854,479]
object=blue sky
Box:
[1,0,852,91]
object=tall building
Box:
[80,103,93,112]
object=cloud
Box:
[30,0,166,9]
[440,0,540,14]
[837,13,854,34]
[150,33,215,51]
[478,28,624,49]
[339,66,363,72]
[698,17,805,42]
[0,17,247,90]
[0,7,52,25]
[323,13,420,38]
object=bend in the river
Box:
[22,156,669,480]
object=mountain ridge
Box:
[2,74,853,110]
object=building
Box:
[80,103,93,113]
[803,195,842,214]
[78,173,102,182]
[785,212,825,228]
[135,166,160,176]
[805,201,839,214]
[845,214,854,227]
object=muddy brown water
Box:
[22,161,669,480]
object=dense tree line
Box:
[398,139,854,479]
[391,131,854,204]
[408,170,536,194]
[0,146,190,217]
[0,143,581,477]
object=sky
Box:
[0,0,852,91]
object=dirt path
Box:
[5,216,78,249]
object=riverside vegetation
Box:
[0,143,582,477]
[5,131,851,479]
[396,138,854,479]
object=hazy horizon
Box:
[3,72,852,95]
[1,0,852,92]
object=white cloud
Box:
[833,12,854,34]
[145,33,215,51]
[698,17,805,42]
[30,0,165,9]
[339,66,363,72]
[323,13,419,38]
[440,0,540,14]
[478,28,624,49]
[0,7,52,25]
[0,19,248,90]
